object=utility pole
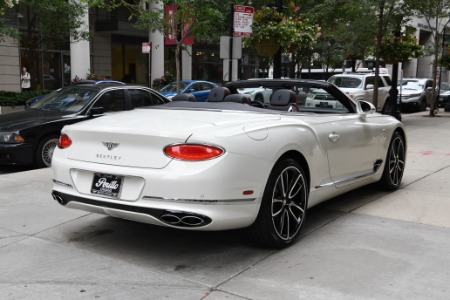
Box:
[385,16,402,122]
[229,3,234,82]
[272,0,282,78]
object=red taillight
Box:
[58,134,72,149]
[164,144,224,161]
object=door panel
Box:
[315,115,380,186]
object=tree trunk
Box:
[429,15,440,117]
[176,42,181,95]
[373,0,385,111]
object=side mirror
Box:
[365,84,374,90]
[88,107,104,117]
[356,100,376,119]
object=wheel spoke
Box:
[279,173,287,198]
[284,210,290,238]
[288,173,303,199]
[278,210,286,236]
[288,204,303,223]
[272,203,283,217]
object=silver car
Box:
[398,78,434,112]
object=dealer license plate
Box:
[91,173,123,198]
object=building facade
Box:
[0,7,448,93]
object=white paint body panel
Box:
[52,105,404,231]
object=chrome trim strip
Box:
[142,196,257,204]
[52,179,73,188]
[315,171,375,189]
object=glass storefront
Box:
[19,48,70,91]
[111,35,148,84]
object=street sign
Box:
[233,5,253,37]
[220,36,242,59]
[223,59,238,81]
[142,42,151,54]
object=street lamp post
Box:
[384,16,403,122]
[16,12,23,72]
[272,0,282,79]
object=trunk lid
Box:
[61,107,280,168]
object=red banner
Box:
[165,5,177,45]
[165,5,194,45]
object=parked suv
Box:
[398,78,434,112]
[438,82,450,111]
[327,72,392,111]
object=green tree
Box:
[312,0,377,72]
[15,0,90,89]
[86,0,229,93]
[372,0,415,112]
[410,0,450,116]
[0,0,18,40]
[0,0,17,14]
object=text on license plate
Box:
[91,173,123,198]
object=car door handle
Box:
[328,132,339,142]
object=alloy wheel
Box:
[388,136,405,186]
[271,166,307,241]
[42,138,58,167]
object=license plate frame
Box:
[91,173,123,198]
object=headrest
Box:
[223,94,251,104]
[270,89,296,106]
[171,93,197,102]
[207,87,231,102]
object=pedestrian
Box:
[21,67,31,92]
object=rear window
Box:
[129,89,166,107]
[328,76,362,88]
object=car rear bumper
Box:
[51,153,268,230]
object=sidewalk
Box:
[0,110,449,299]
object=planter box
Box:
[0,106,24,114]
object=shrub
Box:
[0,90,51,106]
[152,73,175,90]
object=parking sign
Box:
[233,5,254,37]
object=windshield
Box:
[160,82,189,92]
[30,86,100,112]
[398,80,423,91]
[440,83,450,91]
[328,76,362,88]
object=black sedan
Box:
[0,84,170,168]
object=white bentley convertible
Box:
[51,79,406,248]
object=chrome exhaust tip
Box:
[160,211,210,227]
[51,192,65,205]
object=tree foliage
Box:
[309,0,378,71]
[245,3,320,55]
[409,0,450,116]
[0,0,18,40]
[0,0,17,14]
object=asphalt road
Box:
[1,110,450,299]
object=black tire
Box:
[378,131,405,190]
[247,158,308,248]
[419,99,427,111]
[35,135,59,168]
[254,93,264,103]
